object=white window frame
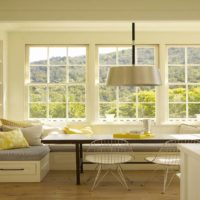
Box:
[167,45,200,122]
[25,45,88,122]
[96,44,159,123]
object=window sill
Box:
[91,121,143,126]
[160,120,200,126]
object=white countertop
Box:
[178,144,200,159]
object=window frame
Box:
[96,44,159,122]
[25,44,88,122]
[167,45,200,122]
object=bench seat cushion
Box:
[0,146,50,161]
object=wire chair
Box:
[144,139,200,194]
[85,139,133,191]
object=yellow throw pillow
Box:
[0,129,29,150]
[80,126,94,134]
[0,119,34,128]
[63,127,82,134]
[63,126,94,135]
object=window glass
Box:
[98,46,157,120]
[168,46,200,120]
[28,46,87,120]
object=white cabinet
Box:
[0,40,3,117]
[178,144,200,200]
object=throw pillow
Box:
[63,126,94,135]
[0,129,29,150]
[0,119,33,128]
[2,125,43,146]
[178,124,200,134]
[42,125,62,138]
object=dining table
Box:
[42,133,200,185]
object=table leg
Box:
[75,143,80,185]
[80,143,83,173]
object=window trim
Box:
[96,44,159,122]
[167,45,200,122]
[25,44,88,122]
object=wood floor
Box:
[0,170,179,200]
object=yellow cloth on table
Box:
[63,126,94,135]
[113,132,155,139]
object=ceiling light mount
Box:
[107,22,162,86]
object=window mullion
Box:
[47,47,50,119]
[135,47,139,119]
[136,87,139,119]
[66,48,68,119]
[116,48,119,120]
[185,47,189,119]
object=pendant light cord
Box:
[132,23,135,65]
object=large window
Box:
[98,46,158,121]
[168,46,200,119]
[27,46,87,120]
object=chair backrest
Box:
[86,139,133,164]
[154,139,200,166]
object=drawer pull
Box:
[0,168,24,171]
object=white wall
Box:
[0,31,7,118]
[6,30,200,134]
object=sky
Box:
[29,47,86,62]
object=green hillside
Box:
[29,48,200,119]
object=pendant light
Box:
[107,23,161,86]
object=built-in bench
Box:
[1,122,194,182]
[0,142,178,181]
[0,146,50,182]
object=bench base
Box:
[0,154,49,182]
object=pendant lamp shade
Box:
[107,23,162,86]
[107,66,161,86]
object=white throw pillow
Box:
[42,125,62,138]
[178,124,200,134]
[2,125,43,146]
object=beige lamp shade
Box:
[107,66,162,86]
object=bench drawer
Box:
[0,162,37,175]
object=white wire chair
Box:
[85,139,133,191]
[145,139,200,194]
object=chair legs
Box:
[117,165,130,190]
[141,163,160,186]
[162,167,177,194]
[142,165,178,194]
[90,164,130,191]
[163,167,169,193]
[91,164,103,191]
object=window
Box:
[27,46,87,120]
[98,45,158,121]
[168,46,200,119]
